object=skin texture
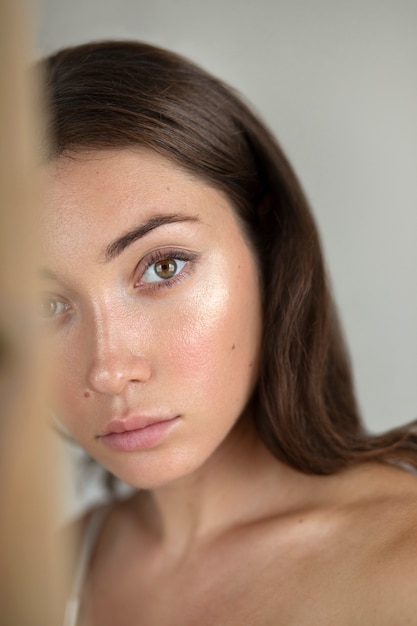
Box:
[42,148,262,489]
[42,149,417,625]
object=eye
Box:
[38,295,70,320]
[142,257,187,284]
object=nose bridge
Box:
[86,296,150,395]
[92,299,123,356]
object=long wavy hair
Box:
[43,40,417,475]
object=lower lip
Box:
[100,417,181,452]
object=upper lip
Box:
[100,413,178,437]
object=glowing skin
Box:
[41,149,262,489]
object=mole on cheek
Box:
[83,391,91,398]
[231,344,235,350]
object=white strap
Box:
[62,506,110,626]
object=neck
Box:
[134,415,308,558]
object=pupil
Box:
[155,259,177,279]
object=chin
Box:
[97,448,209,491]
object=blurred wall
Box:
[37,0,417,437]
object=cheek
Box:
[164,261,262,403]
[50,345,87,419]
[46,326,96,427]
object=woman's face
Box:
[42,149,262,488]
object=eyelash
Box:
[135,248,198,291]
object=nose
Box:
[86,310,152,396]
[88,352,151,396]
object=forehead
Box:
[44,149,230,225]
[44,148,203,219]
[42,148,243,263]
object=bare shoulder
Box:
[337,461,417,541]
[260,462,417,624]
[366,465,417,611]
[326,462,417,623]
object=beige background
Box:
[36,0,416,491]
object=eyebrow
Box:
[103,213,200,261]
[38,267,58,280]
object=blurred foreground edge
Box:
[0,1,70,625]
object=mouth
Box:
[99,414,181,452]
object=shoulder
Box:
[366,466,417,619]
[249,462,417,625]
[324,462,417,623]
[336,461,417,541]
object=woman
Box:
[41,41,417,625]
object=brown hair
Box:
[43,40,417,474]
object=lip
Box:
[99,414,181,452]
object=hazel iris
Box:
[155,258,177,279]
